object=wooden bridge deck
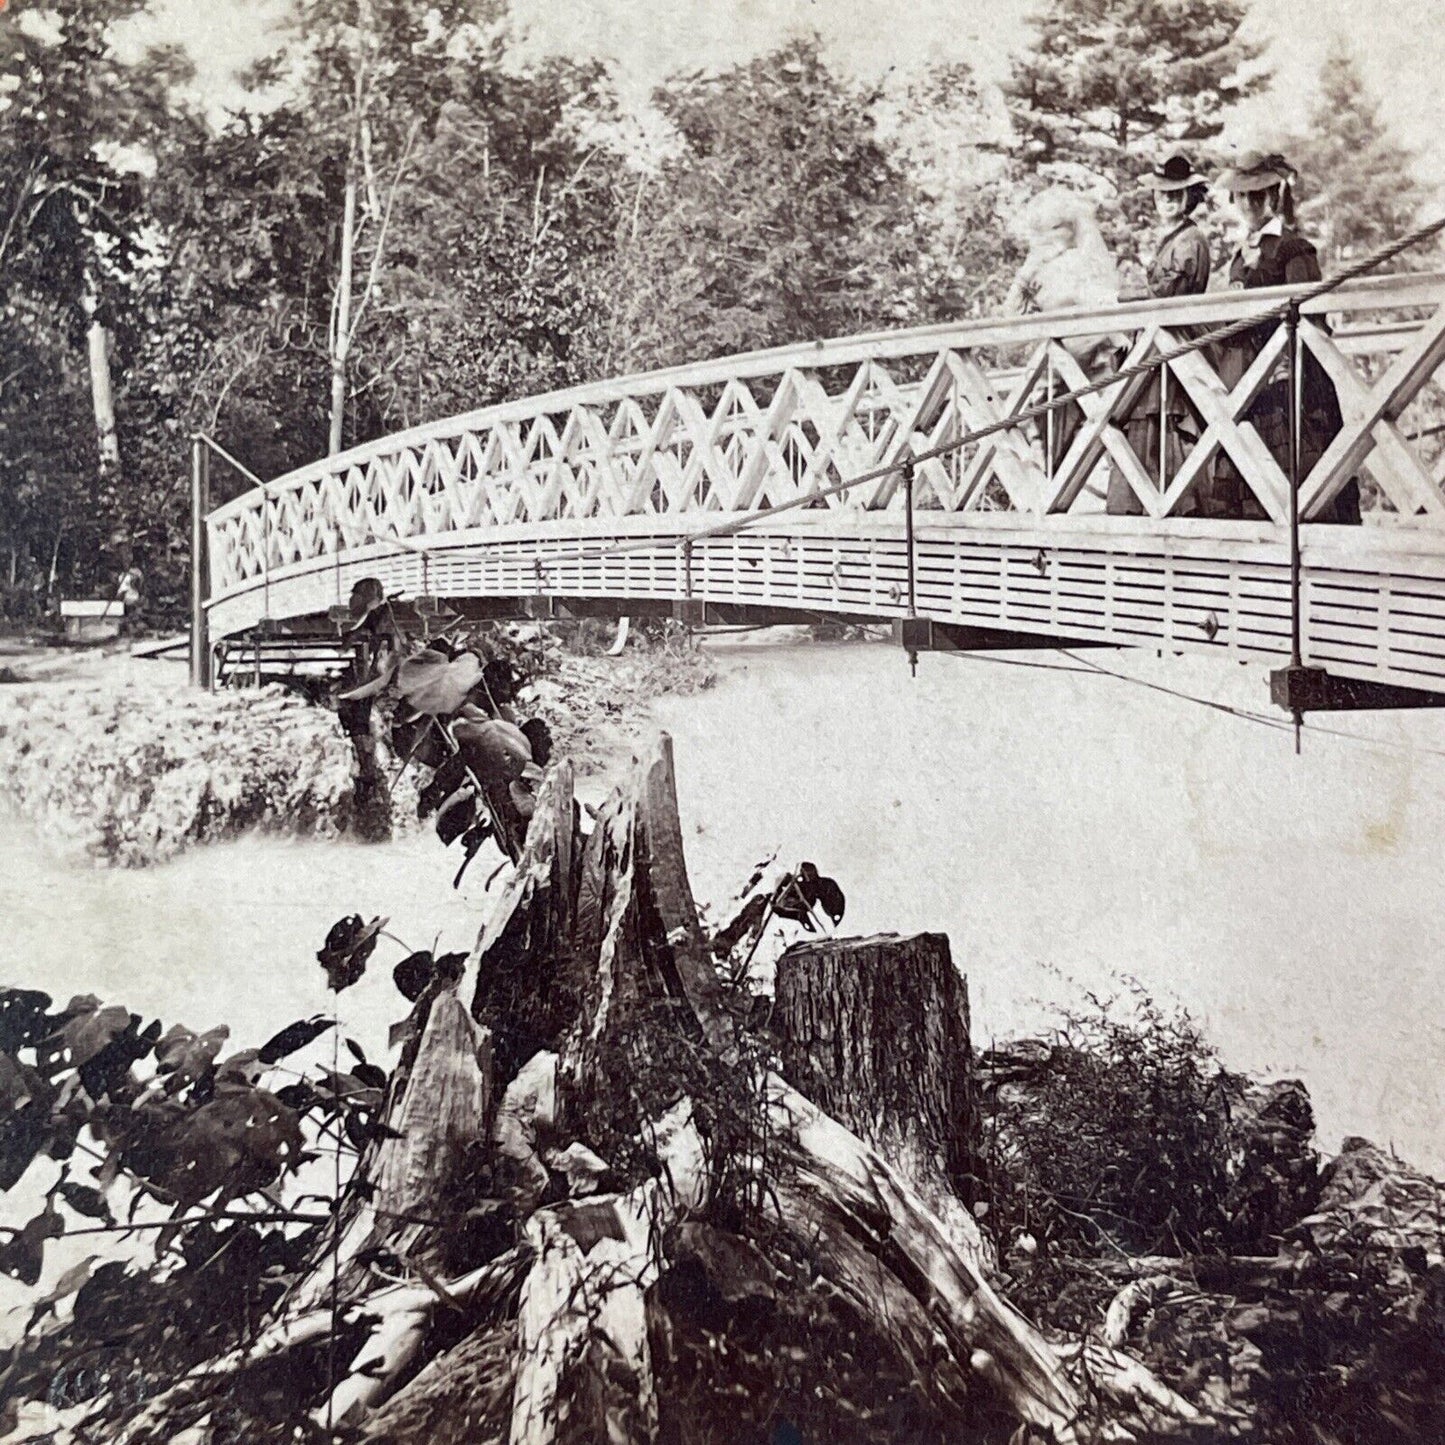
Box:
[204,271,1445,698]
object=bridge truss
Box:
[203,271,1445,708]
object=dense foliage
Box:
[0,0,1432,626]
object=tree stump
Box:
[774,931,978,1206]
[60,735,1207,1445]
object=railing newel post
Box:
[189,435,211,690]
[902,455,919,677]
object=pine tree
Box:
[1289,44,1430,266]
[1005,0,1266,238]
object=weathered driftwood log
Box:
[288,980,495,1316]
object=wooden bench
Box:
[60,598,126,642]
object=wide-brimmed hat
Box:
[1218,150,1296,194]
[1142,151,1207,191]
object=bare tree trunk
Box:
[329,173,358,456]
[87,318,120,476]
[775,931,977,1201]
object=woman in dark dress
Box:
[1206,152,1359,523]
[1112,151,1212,516]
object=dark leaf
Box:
[351,1062,388,1092]
[796,862,846,926]
[143,1088,304,1206]
[452,717,534,787]
[214,1050,265,1088]
[258,1016,335,1066]
[78,1017,161,1101]
[71,1261,133,1334]
[42,1002,132,1073]
[768,873,816,930]
[153,1024,229,1088]
[417,752,469,819]
[711,892,770,958]
[345,1114,406,1149]
[483,657,519,705]
[275,1082,318,1112]
[433,953,468,986]
[317,1069,380,1106]
[56,1182,111,1222]
[343,1110,370,1151]
[26,1253,98,1331]
[317,915,386,993]
[0,1205,63,1286]
[0,1058,55,1190]
[392,709,447,771]
[452,820,495,889]
[519,717,553,766]
[392,952,434,1003]
[0,988,53,1052]
[436,792,476,846]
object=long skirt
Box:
[1113,414,1199,516]
[1203,389,1361,524]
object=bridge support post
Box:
[1285,300,1304,751]
[189,435,211,690]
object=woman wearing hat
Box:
[1206,152,1359,523]
[1113,151,1212,516]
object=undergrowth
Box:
[982,980,1234,1257]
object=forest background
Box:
[0,0,1437,618]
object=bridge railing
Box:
[206,270,1445,603]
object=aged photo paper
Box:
[1,0,1443,1439]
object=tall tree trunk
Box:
[87,318,119,476]
[329,173,358,456]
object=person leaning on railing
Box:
[1111,151,1213,516]
[1206,151,1361,524]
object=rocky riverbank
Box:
[0,678,371,867]
[0,628,717,867]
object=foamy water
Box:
[656,638,1445,1174]
[2,634,1442,1181]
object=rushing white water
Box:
[2,634,1443,1183]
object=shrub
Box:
[984,980,1233,1257]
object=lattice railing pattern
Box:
[207,272,1445,600]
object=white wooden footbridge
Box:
[198,269,1445,713]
